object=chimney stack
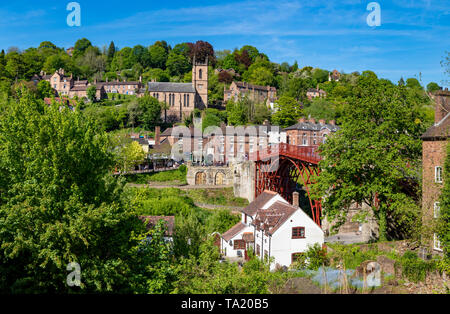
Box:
[319,119,325,125]
[298,117,306,123]
[329,120,336,126]
[433,90,450,124]
[293,191,299,208]
[309,118,316,124]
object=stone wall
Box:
[321,203,379,243]
[232,161,256,202]
[186,164,233,186]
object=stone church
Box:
[141,58,209,122]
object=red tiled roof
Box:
[221,222,246,242]
[241,190,277,217]
[139,216,175,237]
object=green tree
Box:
[149,44,168,69]
[312,71,429,240]
[166,52,190,76]
[73,38,93,59]
[406,77,423,90]
[37,80,54,99]
[438,142,450,258]
[87,85,97,102]
[0,91,147,293]
[118,140,146,172]
[5,51,26,80]
[138,95,162,129]
[427,82,441,93]
[271,96,302,128]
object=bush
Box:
[400,251,436,283]
[305,243,329,270]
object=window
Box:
[234,239,245,250]
[292,227,305,239]
[291,253,303,264]
[434,234,442,251]
[434,202,440,218]
[256,244,260,256]
[435,166,443,183]
[199,69,203,80]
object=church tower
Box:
[192,56,208,109]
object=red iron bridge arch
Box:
[249,143,323,226]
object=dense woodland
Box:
[0,40,448,293]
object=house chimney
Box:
[433,90,450,124]
[298,117,306,123]
[155,126,161,148]
[319,119,325,125]
[293,191,299,208]
[329,120,336,126]
[309,118,316,124]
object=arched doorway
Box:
[215,172,225,185]
[195,172,206,185]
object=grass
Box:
[124,186,241,233]
[125,166,187,185]
[185,188,249,207]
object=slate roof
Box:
[146,82,196,93]
[235,81,276,92]
[221,222,247,242]
[140,216,175,237]
[241,190,278,217]
[98,81,141,86]
[283,121,339,132]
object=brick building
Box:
[34,68,106,100]
[306,88,327,100]
[97,78,142,95]
[283,117,339,146]
[421,88,450,253]
[224,81,277,108]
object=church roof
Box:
[146,82,196,93]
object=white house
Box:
[220,190,324,270]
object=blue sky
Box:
[0,0,449,86]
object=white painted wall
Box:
[221,224,253,258]
[254,208,324,270]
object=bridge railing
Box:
[249,143,322,164]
